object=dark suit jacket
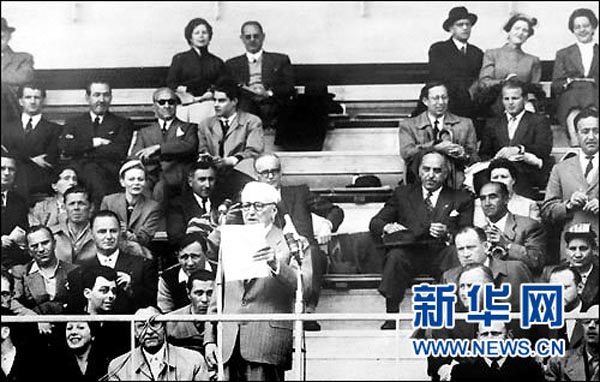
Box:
[451,356,544,381]
[2,116,61,195]
[20,259,78,314]
[369,183,474,241]
[442,257,533,311]
[67,249,157,314]
[541,261,599,311]
[100,192,161,246]
[166,48,227,96]
[129,117,198,183]
[552,43,599,95]
[59,111,133,163]
[277,184,345,245]
[428,39,483,117]
[166,189,217,246]
[226,51,295,99]
[479,111,553,193]
[1,190,30,266]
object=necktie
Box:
[460,45,466,55]
[425,191,434,213]
[219,119,230,158]
[93,116,101,135]
[584,156,594,181]
[508,116,517,140]
[201,198,208,213]
[161,120,169,137]
[126,203,134,224]
[1,192,6,208]
[24,117,33,134]
[433,120,440,142]
[491,359,500,372]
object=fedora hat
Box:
[443,6,478,32]
[1,18,15,33]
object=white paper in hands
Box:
[221,225,270,281]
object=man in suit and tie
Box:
[1,153,29,268]
[478,181,546,274]
[1,18,34,124]
[428,7,483,124]
[254,152,344,331]
[451,321,544,381]
[67,210,157,314]
[542,106,599,258]
[479,79,554,199]
[204,182,311,380]
[17,225,78,315]
[399,82,479,189]
[198,78,263,201]
[167,161,219,246]
[58,81,133,207]
[129,87,198,204]
[2,84,61,199]
[226,20,295,131]
[370,151,473,329]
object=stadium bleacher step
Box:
[286,330,428,380]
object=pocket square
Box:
[176,127,185,137]
[64,134,74,139]
[449,209,460,218]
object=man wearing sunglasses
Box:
[129,87,199,204]
[225,20,295,132]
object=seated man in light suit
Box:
[129,87,198,204]
[204,181,312,381]
[226,20,295,131]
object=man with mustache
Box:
[58,80,133,207]
[400,82,478,189]
[370,152,473,329]
[543,106,599,257]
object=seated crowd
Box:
[0,6,599,382]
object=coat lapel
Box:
[511,112,530,145]
[569,44,586,76]
[149,121,164,143]
[503,213,518,242]
[261,52,273,84]
[432,188,453,223]
[129,196,144,227]
[590,44,599,78]
[497,116,511,146]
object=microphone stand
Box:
[293,244,305,381]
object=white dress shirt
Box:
[97,249,120,269]
[505,109,526,141]
[246,50,264,63]
[142,344,166,379]
[21,113,42,131]
[89,112,104,124]
[422,186,442,208]
[452,38,468,54]
[193,193,211,214]
[577,41,595,77]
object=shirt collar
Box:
[484,357,506,369]
[422,185,442,199]
[579,150,599,163]
[178,267,189,284]
[221,112,237,126]
[29,259,59,278]
[452,38,467,51]
[89,112,104,124]
[576,41,595,51]
[21,113,42,129]
[159,118,173,130]
[505,109,526,123]
[490,212,509,233]
[192,193,210,210]
[246,50,263,62]
[97,249,120,265]
[427,113,445,128]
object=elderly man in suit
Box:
[442,226,533,311]
[58,81,133,207]
[1,153,29,268]
[254,152,344,331]
[542,106,599,257]
[167,161,220,246]
[226,20,295,131]
[198,78,263,201]
[204,182,311,380]
[129,87,198,204]
[17,225,77,315]
[479,79,553,199]
[428,7,483,122]
[478,181,546,274]
[546,305,600,381]
[2,84,61,199]
[1,18,34,124]
[400,82,478,189]
[67,210,157,314]
[370,151,473,329]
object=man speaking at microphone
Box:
[204,181,312,381]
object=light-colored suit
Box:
[541,153,599,258]
[197,110,264,161]
[545,345,599,381]
[19,259,78,314]
[497,212,547,274]
[100,192,161,247]
[107,343,208,381]
[204,225,310,369]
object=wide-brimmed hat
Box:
[443,6,478,32]
[1,18,15,33]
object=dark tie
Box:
[585,156,594,179]
[24,117,33,134]
[491,359,500,373]
[460,45,466,55]
[126,202,134,224]
[161,121,169,138]
[201,198,208,213]
[433,120,440,142]
[93,116,101,134]
[219,119,230,158]
[425,191,434,213]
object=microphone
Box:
[218,199,233,215]
[283,214,303,265]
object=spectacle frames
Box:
[156,99,177,106]
[257,168,281,177]
[243,34,262,40]
[241,202,275,211]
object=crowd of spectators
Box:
[0,6,599,381]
